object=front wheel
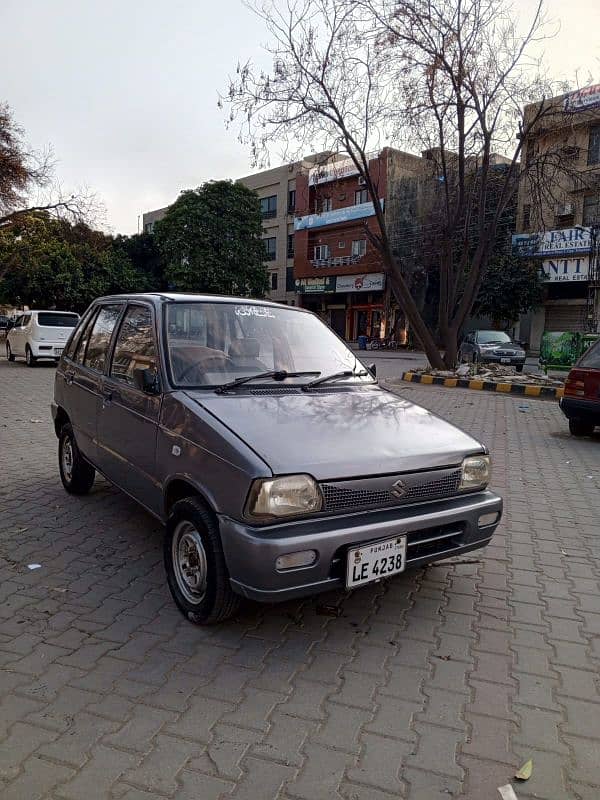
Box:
[164,497,240,625]
[569,419,595,437]
[6,342,15,362]
[58,423,96,494]
[25,346,36,367]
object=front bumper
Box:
[560,396,600,423]
[219,490,502,602]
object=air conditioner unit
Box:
[358,176,367,186]
[555,203,574,217]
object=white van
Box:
[6,310,79,366]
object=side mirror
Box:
[133,367,161,395]
[367,362,377,378]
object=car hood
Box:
[187,387,484,479]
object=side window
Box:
[74,310,98,364]
[110,306,157,386]
[66,310,92,360]
[83,305,123,373]
[22,314,31,327]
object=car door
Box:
[461,332,475,359]
[7,315,21,353]
[66,304,124,464]
[96,303,163,515]
[12,315,28,355]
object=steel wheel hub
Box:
[62,437,74,481]
[172,521,208,604]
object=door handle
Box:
[65,371,74,385]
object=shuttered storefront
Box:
[544,302,587,332]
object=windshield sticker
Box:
[234,306,276,318]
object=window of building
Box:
[351,239,367,257]
[264,237,277,261]
[260,195,278,218]
[587,125,600,166]
[522,204,531,231]
[270,272,278,291]
[110,306,157,386]
[355,189,369,205]
[84,305,123,373]
[321,197,332,212]
[583,194,600,225]
[287,189,296,213]
[287,233,295,258]
[338,241,345,249]
[314,244,331,261]
[286,266,295,292]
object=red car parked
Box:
[560,338,600,436]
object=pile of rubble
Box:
[411,362,564,387]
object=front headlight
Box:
[459,455,490,490]
[246,474,323,520]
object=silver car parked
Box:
[52,293,503,624]
[459,330,526,372]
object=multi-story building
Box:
[293,148,426,340]
[141,154,337,306]
[514,83,600,351]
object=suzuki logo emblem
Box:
[390,479,408,499]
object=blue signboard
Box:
[512,227,591,258]
[294,200,384,231]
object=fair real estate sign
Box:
[540,257,589,282]
[512,227,592,257]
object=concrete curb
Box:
[398,371,564,400]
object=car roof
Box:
[26,310,79,315]
[92,292,308,312]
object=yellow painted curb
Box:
[496,383,512,393]
[556,388,564,398]
[469,380,484,390]
[524,386,542,397]
[420,374,434,384]
[404,372,414,381]
[444,378,458,387]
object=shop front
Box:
[296,273,386,340]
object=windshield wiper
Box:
[301,369,370,390]
[215,370,320,393]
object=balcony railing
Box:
[310,254,364,268]
[261,209,277,219]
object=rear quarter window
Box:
[579,340,600,369]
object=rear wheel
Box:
[515,364,524,373]
[6,342,15,362]
[164,497,240,625]
[569,419,595,437]
[25,346,36,367]
[58,423,96,494]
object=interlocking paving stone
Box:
[1,362,599,799]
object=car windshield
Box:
[165,301,371,388]
[478,331,511,344]
[37,312,79,328]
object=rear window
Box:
[579,339,600,369]
[37,312,79,328]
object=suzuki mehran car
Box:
[52,294,502,624]
[560,337,600,436]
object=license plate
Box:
[500,357,510,363]
[54,348,63,355]
[346,535,407,588]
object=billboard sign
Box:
[335,273,385,293]
[540,257,589,282]
[512,227,592,258]
[563,84,600,113]
[308,158,360,186]
[294,200,383,231]
[295,277,336,294]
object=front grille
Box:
[321,469,462,513]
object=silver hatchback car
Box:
[52,293,502,624]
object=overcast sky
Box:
[1,0,598,234]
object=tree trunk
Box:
[442,327,459,369]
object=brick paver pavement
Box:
[0,357,599,799]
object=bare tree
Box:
[224,0,572,368]
[0,102,100,229]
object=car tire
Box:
[569,419,595,437]
[515,364,524,373]
[6,342,15,362]
[25,346,36,367]
[164,496,240,625]
[58,423,96,494]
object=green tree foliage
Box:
[474,252,543,324]
[155,181,269,297]
[0,214,153,311]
